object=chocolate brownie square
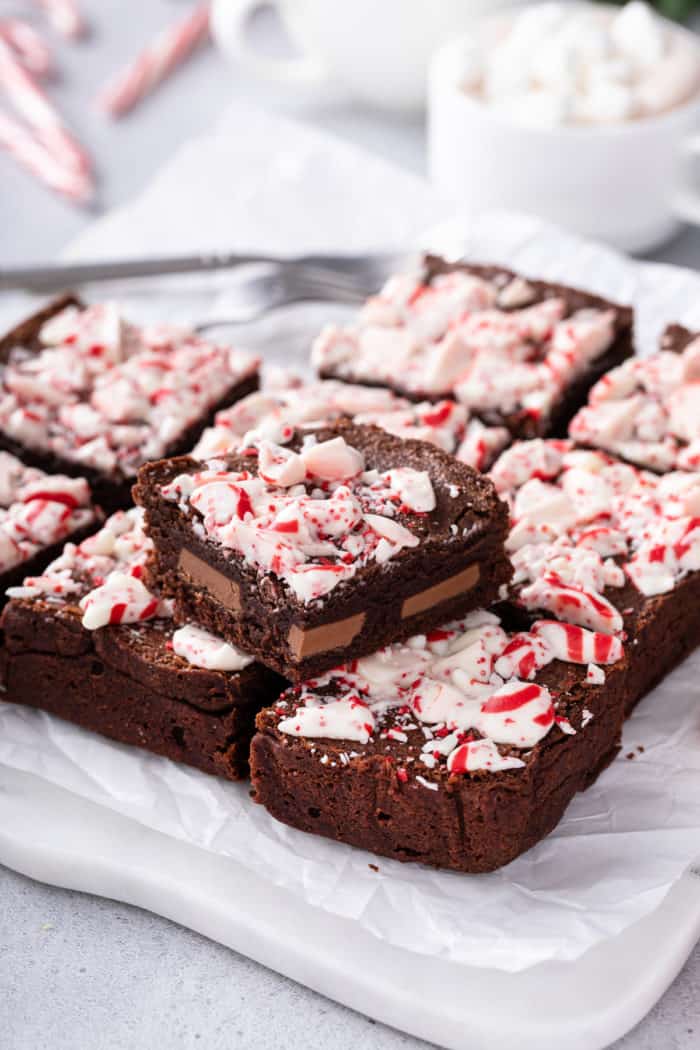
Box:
[312,256,633,442]
[569,323,700,472]
[192,378,510,473]
[0,449,100,602]
[0,508,284,780]
[250,608,629,873]
[0,295,260,514]
[489,438,700,707]
[135,421,513,681]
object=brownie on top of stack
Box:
[134,420,513,681]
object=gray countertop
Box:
[0,3,698,1048]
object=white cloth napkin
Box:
[0,99,699,973]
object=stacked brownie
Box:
[1,507,284,780]
[0,294,272,777]
[250,439,700,872]
[3,257,700,877]
[134,420,514,679]
[244,261,700,872]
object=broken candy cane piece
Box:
[278,697,375,744]
[532,619,623,664]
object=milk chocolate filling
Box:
[401,563,480,619]
[178,548,242,613]
[288,614,366,660]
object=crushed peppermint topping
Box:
[171,623,254,672]
[570,333,700,473]
[6,508,250,670]
[274,607,613,780]
[191,379,509,473]
[312,267,617,424]
[161,435,438,604]
[6,506,171,628]
[491,438,700,618]
[0,302,259,478]
[0,451,96,577]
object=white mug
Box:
[428,16,700,254]
[211,0,533,112]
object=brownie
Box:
[249,608,630,873]
[312,256,633,443]
[192,378,510,473]
[569,322,700,472]
[249,440,700,872]
[0,508,285,780]
[0,449,100,603]
[0,295,261,514]
[489,438,700,704]
[135,421,513,681]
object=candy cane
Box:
[98,3,210,118]
[0,109,92,203]
[0,19,52,77]
[0,35,91,176]
[34,0,85,41]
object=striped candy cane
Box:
[0,19,52,77]
[0,109,92,203]
[98,3,210,118]
[0,35,92,176]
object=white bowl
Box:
[428,18,700,253]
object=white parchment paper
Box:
[0,100,699,972]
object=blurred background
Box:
[2,0,700,267]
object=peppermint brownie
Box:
[569,323,700,472]
[0,449,99,599]
[135,422,512,681]
[312,257,633,441]
[0,509,284,780]
[0,295,260,513]
[250,440,700,872]
[192,379,510,473]
[490,439,700,705]
[250,609,629,873]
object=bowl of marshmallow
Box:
[428,1,700,251]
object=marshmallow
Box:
[459,1,698,128]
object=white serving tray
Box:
[1,762,698,1050]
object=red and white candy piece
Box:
[278,697,375,745]
[0,35,92,178]
[447,738,525,774]
[493,631,551,680]
[0,19,52,77]
[477,681,555,748]
[302,436,365,482]
[79,572,161,630]
[171,624,253,672]
[532,620,623,665]
[98,3,210,118]
[257,441,306,487]
[520,573,623,635]
[385,467,436,512]
[19,474,89,509]
[0,110,92,203]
